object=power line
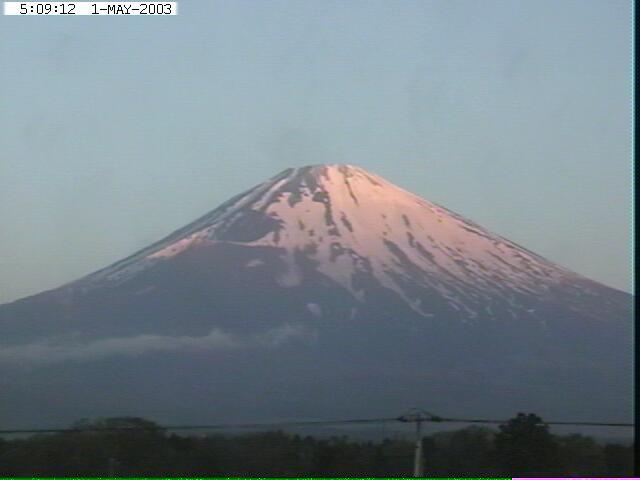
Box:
[0,413,633,435]
[436,417,634,428]
[0,417,398,435]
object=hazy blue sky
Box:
[0,0,632,303]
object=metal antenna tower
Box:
[398,408,443,477]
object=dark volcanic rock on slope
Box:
[0,164,632,429]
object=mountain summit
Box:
[68,164,609,322]
[0,164,632,429]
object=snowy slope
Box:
[69,164,592,320]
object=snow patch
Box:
[134,285,156,296]
[147,234,206,259]
[306,302,323,317]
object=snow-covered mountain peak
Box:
[71,164,590,320]
[1,164,630,430]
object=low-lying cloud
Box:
[0,324,316,365]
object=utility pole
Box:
[398,409,442,477]
[413,418,424,477]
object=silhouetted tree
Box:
[492,412,563,476]
[557,433,606,476]
[603,443,634,476]
[0,414,631,476]
[428,426,496,475]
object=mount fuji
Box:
[0,165,632,429]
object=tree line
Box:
[0,413,633,476]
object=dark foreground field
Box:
[0,414,633,477]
